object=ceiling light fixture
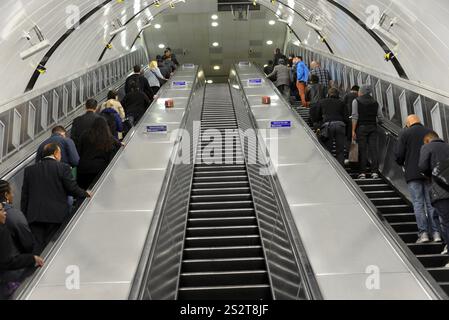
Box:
[211,22,219,27]
[269,20,276,25]
[212,42,219,47]
[154,24,161,29]
[211,14,218,20]
[266,40,273,45]
[213,66,220,70]
[158,44,165,49]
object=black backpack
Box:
[433,158,449,192]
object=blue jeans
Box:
[408,180,441,235]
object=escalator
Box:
[177,84,272,300]
[291,102,449,296]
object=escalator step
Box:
[185,235,261,247]
[192,181,250,189]
[190,201,253,210]
[178,284,272,300]
[408,243,445,255]
[180,270,269,287]
[190,194,252,203]
[187,225,260,237]
[195,165,247,171]
[371,198,407,206]
[377,205,412,214]
[390,222,418,233]
[189,208,255,219]
[365,190,399,199]
[188,216,257,228]
[193,176,248,183]
[191,187,251,196]
[183,246,263,259]
[383,213,417,223]
[360,184,392,191]
[182,257,266,272]
[398,232,419,243]
[416,254,449,268]
[194,170,247,177]
[428,268,449,282]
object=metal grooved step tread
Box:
[178,84,272,300]
[292,102,449,296]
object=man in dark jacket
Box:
[36,126,79,167]
[71,99,100,150]
[352,85,383,179]
[21,143,91,254]
[125,65,154,99]
[419,131,449,258]
[316,88,348,165]
[164,48,179,66]
[0,204,43,299]
[273,48,287,66]
[396,115,441,244]
[121,81,152,124]
[0,180,35,254]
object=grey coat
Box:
[267,65,291,87]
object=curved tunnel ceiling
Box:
[0,0,448,104]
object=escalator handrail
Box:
[250,63,448,300]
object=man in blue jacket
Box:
[296,56,310,107]
[36,126,79,167]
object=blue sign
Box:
[172,81,187,88]
[146,125,168,133]
[271,121,292,128]
[248,78,263,86]
[182,63,195,69]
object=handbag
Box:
[433,158,449,192]
[349,141,359,163]
[319,122,330,141]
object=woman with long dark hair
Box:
[77,118,122,189]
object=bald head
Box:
[311,61,319,68]
[406,115,421,128]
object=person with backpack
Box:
[419,131,449,258]
[352,85,384,180]
[396,115,441,244]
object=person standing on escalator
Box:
[352,85,383,180]
[419,131,449,260]
[396,115,442,244]
[266,58,291,100]
[296,56,310,108]
[315,88,348,166]
[0,203,44,299]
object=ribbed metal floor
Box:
[178,84,272,300]
[292,101,449,296]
